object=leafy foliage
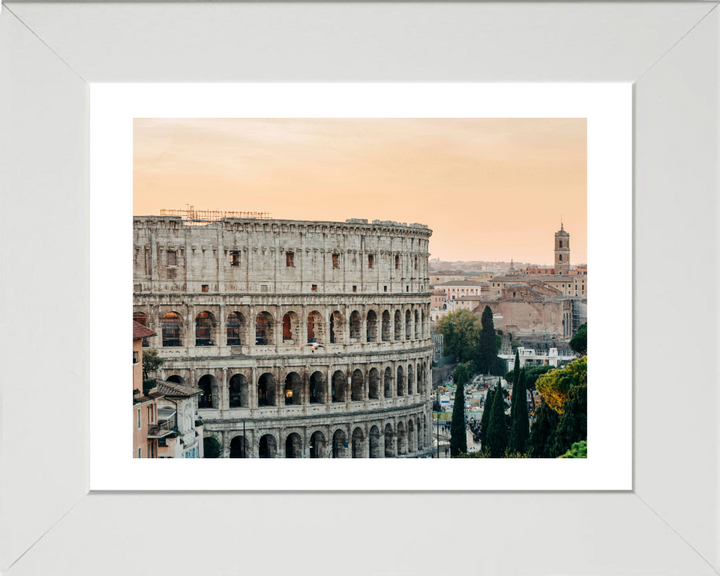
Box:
[450,371,468,457]
[528,401,559,458]
[558,440,587,459]
[570,322,587,356]
[477,306,498,375]
[552,385,587,457]
[142,348,165,381]
[509,369,529,453]
[485,382,509,457]
[435,310,481,363]
[203,436,222,458]
[535,357,587,414]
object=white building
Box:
[502,347,577,371]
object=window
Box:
[368,254,374,269]
[286,252,295,267]
[161,312,182,347]
[138,447,142,458]
[167,251,177,266]
[227,312,243,346]
[384,286,387,292]
[195,312,214,346]
[147,405,154,425]
[395,255,399,269]
[414,257,418,270]
[202,284,209,293]
[137,409,141,430]
[230,250,241,266]
[168,268,176,279]
[133,351,139,364]
[260,285,268,292]
[332,253,339,268]
[406,286,409,293]
[134,284,142,292]
[559,240,563,248]
[353,286,357,293]
[559,254,563,261]
[311,284,318,292]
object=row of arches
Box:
[225,418,428,458]
[172,363,429,410]
[134,307,428,348]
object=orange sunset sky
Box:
[134,118,587,265]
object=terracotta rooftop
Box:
[133,320,156,340]
[156,380,203,398]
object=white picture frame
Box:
[1,2,718,574]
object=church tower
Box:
[554,221,570,274]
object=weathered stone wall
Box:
[134,216,434,457]
[472,298,571,339]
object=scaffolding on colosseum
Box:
[160,205,272,223]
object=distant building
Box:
[433,280,487,301]
[429,271,467,285]
[430,328,444,361]
[502,346,577,370]
[554,222,571,275]
[155,380,204,458]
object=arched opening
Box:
[329,311,344,344]
[384,367,393,399]
[349,311,361,339]
[381,310,391,341]
[384,424,394,457]
[369,426,382,458]
[332,429,347,458]
[310,431,326,458]
[407,364,414,396]
[258,373,276,407]
[351,427,365,458]
[195,311,215,346]
[396,366,405,397]
[226,312,245,346]
[408,419,415,453]
[229,373,249,408]
[259,434,277,458]
[394,310,402,341]
[285,433,302,458]
[255,312,273,346]
[397,421,406,455]
[284,372,302,405]
[420,310,425,339]
[351,369,364,402]
[366,310,378,342]
[414,309,420,339]
[332,371,346,403]
[417,418,423,450]
[368,368,380,400]
[405,310,412,340]
[166,375,186,385]
[282,312,298,342]
[230,435,249,458]
[161,312,182,347]
[134,312,151,347]
[198,374,218,409]
[309,371,325,404]
[307,311,324,344]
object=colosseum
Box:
[133,215,434,458]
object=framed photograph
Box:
[91,83,629,491]
[2,2,718,575]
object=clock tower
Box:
[554,221,570,275]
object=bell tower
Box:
[554,220,570,275]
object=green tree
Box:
[528,400,559,458]
[478,306,498,375]
[510,350,521,416]
[142,348,165,382]
[450,365,468,457]
[509,369,530,453]
[479,386,494,448]
[535,357,587,414]
[551,385,587,457]
[523,365,555,412]
[570,322,587,356]
[435,310,481,362]
[203,436,222,458]
[485,382,509,457]
[558,440,587,458]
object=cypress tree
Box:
[551,385,587,457]
[478,306,498,375]
[510,350,521,415]
[479,386,494,448]
[485,382,509,458]
[450,368,468,457]
[509,369,530,453]
[529,400,559,458]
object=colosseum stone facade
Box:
[133,216,435,458]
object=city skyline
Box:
[134,118,587,263]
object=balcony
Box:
[147,420,174,439]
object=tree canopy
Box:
[535,357,587,414]
[478,306,499,375]
[485,382,509,457]
[570,322,587,356]
[450,367,468,457]
[142,348,165,381]
[435,309,481,363]
[509,369,529,453]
